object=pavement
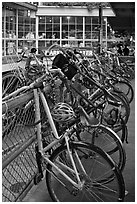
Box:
[122,79,135,202]
[23,79,135,202]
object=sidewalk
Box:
[23,178,52,202]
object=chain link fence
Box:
[2,105,37,202]
[2,96,55,202]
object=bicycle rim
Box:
[75,124,126,172]
[114,80,134,104]
[104,91,130,126]
[2,73,23,98]
[46,142,125,202]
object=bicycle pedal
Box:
[34,172,43,185]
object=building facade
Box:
[2,2,37,57]
[2,2,115,59]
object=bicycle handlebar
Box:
[28,68,65,89]
[2,68,65,102]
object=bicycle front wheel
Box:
[78,124,126,172]
[46,142,125,202]
[113,80,134,104]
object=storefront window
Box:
[92,17,99,40]
[39,17,46,39]
[52,17,60,39]
[76,17,83,39]
[5,9,16,39]
[38,16,60,40]
[18,10,36,39]
[37,16,107,48]
[2,3,110,57]
[62,16,83,40]
[85,17,92,39]
[62,17,68,39]
[62,16,83,47]
[2,5,36,56]
[2,6,17,55]
[38,16,60,47]
[18,10,36,51]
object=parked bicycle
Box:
[46,44,130,143]
[2,67,125,202]
[3,45,127,169]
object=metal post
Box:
[60,16,62,46]
[3,5,6,56]
[16,9,18,52]
[98,3,103,53]
[105,17,108,50]
[36,14,38,49]
[83,16,85,47]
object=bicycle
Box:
[2,49,29,99]
[2,48,51,135]
[88,49,134,104]
[100,50,135,80]
[47,44,130,140]
[2,68,125,202]
[26,45,128,169]
[2,46,127,170]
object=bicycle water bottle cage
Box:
[52,53,77,80]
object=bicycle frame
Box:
[33,87,88,190]
[2,77,88,190]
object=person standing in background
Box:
[123,44,129,56]
[117,44,123,55]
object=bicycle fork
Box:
[44,134,87,191]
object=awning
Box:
[2,2,37,11]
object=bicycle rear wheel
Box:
[46,142,125,202]
[2,72,23,98]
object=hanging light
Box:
[28,10,30,16]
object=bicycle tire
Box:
[2,72,23,98]
[112,119,128,144]
[113,80,134,104]
[113,88,130,106]
[46,142,125,202]
[104,90,130,126]
[120,63,135,80]
[73,124,126,172]
[2,73,24,138]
